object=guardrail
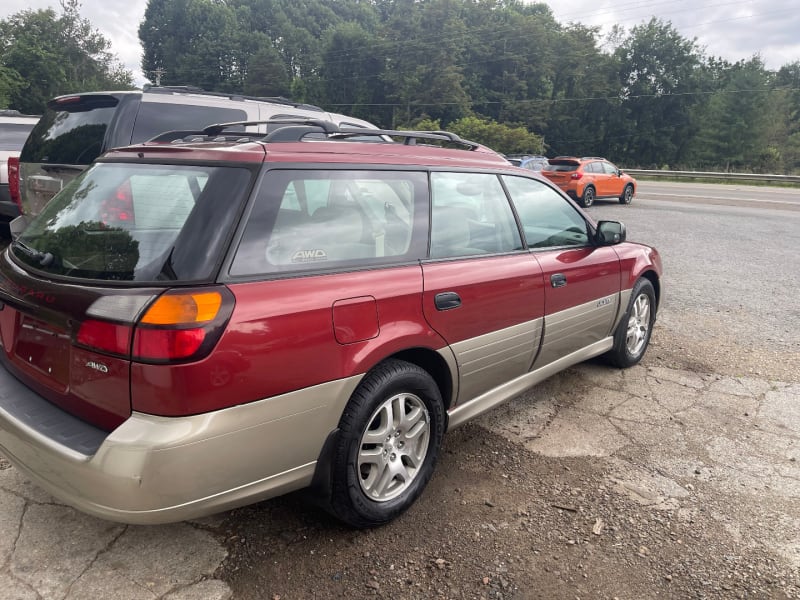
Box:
[623,169,800,185]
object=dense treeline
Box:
[2,0,799,173]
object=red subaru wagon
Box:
[0,121,662,527]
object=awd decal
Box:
[85,361,109,374]
[291,249,327,263]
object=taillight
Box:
[76,319,133,356]
[132,287,235,363]
[8,156,21,210]
[100,180,135,225]
[75,287,235,363]
[570,172,583,180]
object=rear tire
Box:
[329,359,445,527]
[580,186,595,207]
[619,184,634,204]
[606,278,656,368]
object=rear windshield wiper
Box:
[40,164,85,173]
[11,240,56,267]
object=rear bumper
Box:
[0,361,358,524]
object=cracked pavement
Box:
[0,463,231,600]
[479,359,800,573]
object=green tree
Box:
[244,42,292,98]
[688,57,773,171]
[379,0,471,125]
[544,24,620,157]
[139,0,241,90]
[0,66,24,108]
[0,0,133,114]
[612,18,704,167]
[412,116,543,155]
[320,22,386,124]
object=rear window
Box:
[545,161,579,172]
[0,123,36,151]
[19,102,117,165]
[12,162,253,282]
[131,103,248,143]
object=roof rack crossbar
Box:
[144,118,484,150]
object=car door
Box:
[602,161,625,197]
[502,175,621,367]
[586,161,609,197]
[421,172,545,405]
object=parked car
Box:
[541,156,636,207]
[0,110,39,226]
[14,86,381,221]
[0,120,662,527]
[506,154,548,171]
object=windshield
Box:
[12,162,253,282]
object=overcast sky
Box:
[1,0,798,87]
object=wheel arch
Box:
[307,346,454,502]
[640,269,661,311]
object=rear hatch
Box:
[541,158,580,185]
[0,156,255,430]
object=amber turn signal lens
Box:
[140,292,223,325]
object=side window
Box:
[429,172,522,258]
[585,162,600,174]
[502,176,589,249]
[132,104,249,143]
[602,161,618,175]
[230,170,428,276]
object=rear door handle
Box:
[550,273,567,288]
[434,292,462,311]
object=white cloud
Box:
[540,0,799,69]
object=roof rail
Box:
[146,118,485,150]
[581,156,606,161]
[141,85,325,112]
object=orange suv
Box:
[541,157,636,207]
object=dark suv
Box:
[0,120,662,527]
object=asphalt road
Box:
[1,181,799,599]
[593,180,800,356]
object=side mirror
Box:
[596,220,626,245]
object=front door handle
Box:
[550,273,567,288]
[434,291,462,311]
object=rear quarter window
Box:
[131,103,249,143]
[230,169,429,276]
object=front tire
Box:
[580,186,595,207]
[619,184,634,204]
[606,278,656,368]
[329,359,445,527]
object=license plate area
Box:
[15,315,71,389]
